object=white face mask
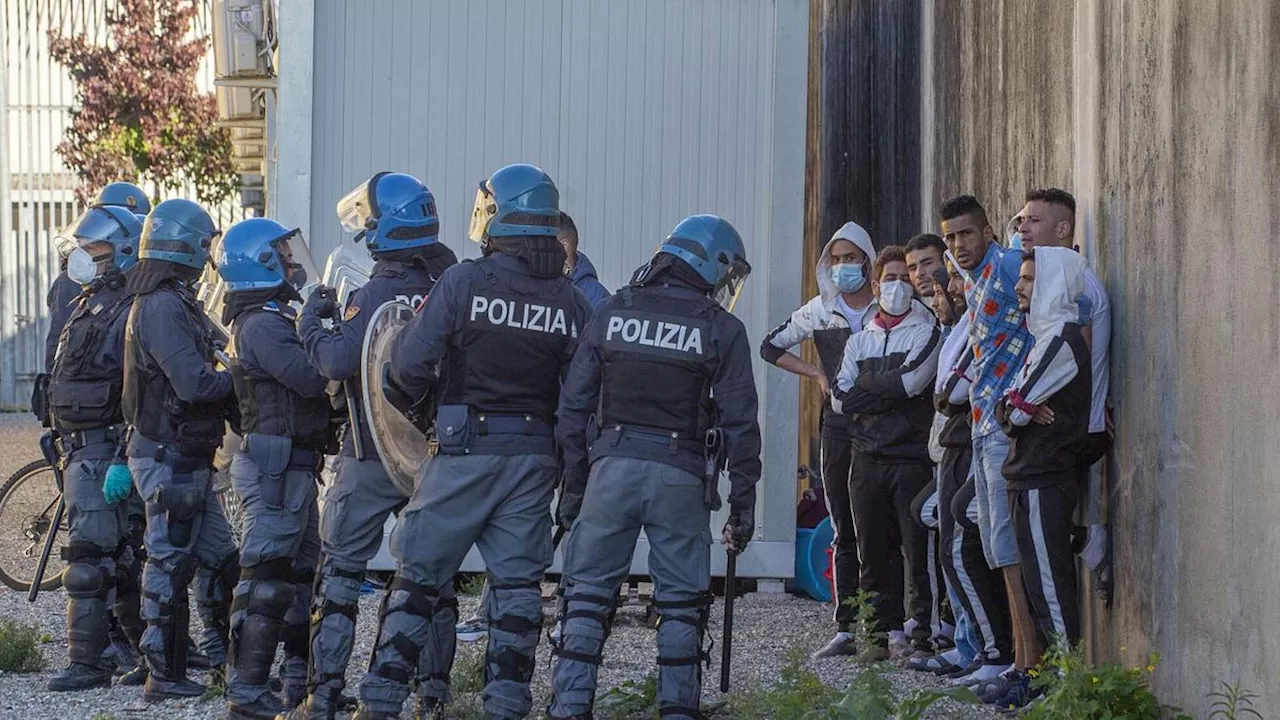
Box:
[66,247,100,285]
[878,279,914,316]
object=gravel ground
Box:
[0,413,999,719]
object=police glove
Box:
[382,364,430,433]
[721,509,754,554]
[102,462,134,505]
[304,285,338,320]
[556,490,584,530]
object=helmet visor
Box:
[467,183,497,244]
[711,258,752,312]
[276,230,321,297]
[55,207,135,257]
[335,179,376,233]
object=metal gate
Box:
[0,0,249,408]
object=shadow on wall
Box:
[921,0,1279,715]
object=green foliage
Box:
[842,589,886,654]
[200,666,227,700]
[48,0,238,205]
[1207,681,1264,720]
[457,573,487,597]
[729,647,839,719]
[596,672,659,719]
[39,632,53,643]
[0,618,46,672]
[820,668,980,720]
[452,645,486,694]
[1023,646,1169,720]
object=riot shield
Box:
[322,243,375,308]
[361,300,431,493]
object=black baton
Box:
[720,549,737,692]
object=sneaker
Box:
[973,668,1021,702]
[949,661,1011,687]
[455,617,487,643]
[812,632,857,659]
[987,670,1040,709]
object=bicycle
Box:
[0,457,247,593]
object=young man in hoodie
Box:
[989,246,1092,707]
[831,245,940,661]
[921,259,1015,686]
[760,222,877,658]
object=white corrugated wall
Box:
[289,0,809,578]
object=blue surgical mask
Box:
[1009,232,1024,249]
[831,263,866,293]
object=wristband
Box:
[1007,390,1040,415]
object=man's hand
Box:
[1032,405,1056,425]
[556,490,584,530]
[304,285,338,320]
[814,371,830,396]
[722,509,754,554]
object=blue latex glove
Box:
[102,463,133,505]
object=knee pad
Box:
[653,591,714,669]
[488,582,541,636]
[156,482,204,547]
[63,561,107,599]
[313,563,364,626]
[243,559,296,618]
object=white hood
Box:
[1027,246,1085,342]
[816,221,877,304]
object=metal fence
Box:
[0,0,249,407]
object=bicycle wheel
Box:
[0,459,68,592]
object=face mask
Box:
[879,280,914,316]
[831,263,866,293]
[67,247,100,285]
[1009,232,1024,250]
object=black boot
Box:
[49,563,113,692]
[113,588,148,685]
[227,573,292,720]
[143,595,205,701]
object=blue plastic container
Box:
[794,516,834,602]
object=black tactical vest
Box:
[598,287,716,438]
[49,284,132,432]
[122,288,226,455]
[229,309,330,448]
[440,259,579,422]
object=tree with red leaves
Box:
[49,0,238,206]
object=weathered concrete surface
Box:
[922,0,1279,714]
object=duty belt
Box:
[54,426,122,455]
[599,423,704,455]
[474,413,553,437]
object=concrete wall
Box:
[921,0,1280,714]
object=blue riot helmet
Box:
[93,181,152,215]
[657,214,752,311]
[215,217,320,293]
[55,205,144,284]
[467,163,560,243]
[138,198,220,270]
[335,172,439,256]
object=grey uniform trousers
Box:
[360,453,558,719]
[306,455,409,705]
[129,452,238,677]
[63,444,132,670]
[549,457,713,720]
[225,448,322,706]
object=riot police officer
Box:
[212,218,329,719]
[44,205,143,691]
[282,172,458,720]
[45,182,151,375]
[548,215,763,720]
[121,198,240,701]
[351,163,590,720]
